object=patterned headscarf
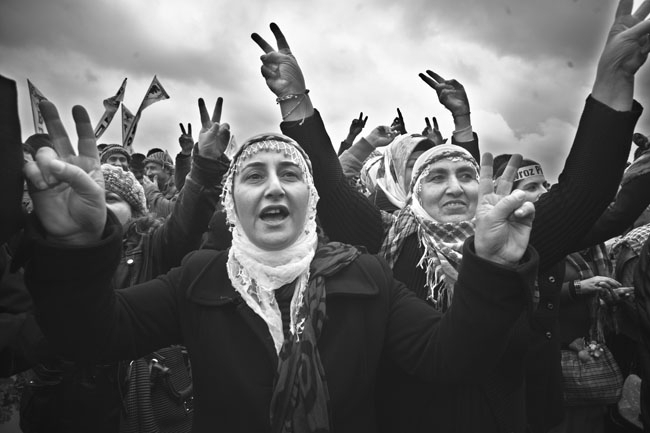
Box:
[381,144,479,311]
[222,133,363,433]
[374,134,434,209]
[222,133,320,353]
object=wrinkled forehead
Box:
[235,149,305,176]
[233,139,310,176]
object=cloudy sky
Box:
[3,0,650,182]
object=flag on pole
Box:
[94,78,127,139]
[139,75,170,111]
[121,105,137,154]
[27,79,48,134]
[122,76,170,150]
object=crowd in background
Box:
[1,1,650,432]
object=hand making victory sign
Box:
[23,101,105,245]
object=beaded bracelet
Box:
[281,93,308,120]
[276,89,310,104]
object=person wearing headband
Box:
[23,96,541,433]
[493,157,549,203]
[249,6,650,432]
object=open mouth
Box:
[443,201,466,209]
[260,205,289,222]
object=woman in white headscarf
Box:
[23,96,538,433]
[249,5,650,430]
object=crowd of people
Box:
[1,1,650,432]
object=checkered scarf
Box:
[380,144,478,311]
[381,205,475,311]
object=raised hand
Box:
[474,153,535,266]
[422,116,447,145]
[418,70,470,118]
[365,125,397,148]
[349,112,368,137]
[178,123,194,155]
[197,97,230,160]
[22,101,105,245]
[251,23,307,98]
[391,108,406,135]
[593,0,650,110]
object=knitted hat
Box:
[143,149,173,169]
[101,164,147,218]
[100,144,131,165]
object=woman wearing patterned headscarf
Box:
[249,8,650,431]
[24,98,539,433]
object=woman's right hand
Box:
[578,276,621,295]
[22,101,106,245]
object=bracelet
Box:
[452,124,472,135]
[281,93,307,120]
[573,279,582,295]
[276,89,309,104]
[452,111,471,119]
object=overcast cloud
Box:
[3,0,649,182]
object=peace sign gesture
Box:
[474,153,535,266]
[422,116,447,145]
[197,97,230,160]
[349,112,368,136]
[251,23,307,99]
[178,122,194,155]
[419,70,470,118]
[23,101,105,245]
[593,0,650,110]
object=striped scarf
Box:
[270,242,361,433]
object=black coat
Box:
[26,215,538,433]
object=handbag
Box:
[560,340,623,406]
[120,345,193,433]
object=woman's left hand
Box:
[474,153,535,266]
[251,23,307,99]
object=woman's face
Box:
[515,175,548,202]
[106,191,133,226]
[233,149,310,251]
[418,158,479,223]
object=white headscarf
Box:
[221,134,320,353]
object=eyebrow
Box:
[239,160,302,171]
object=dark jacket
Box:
[25,209,539,433]
[18,153,228,433]
[280,98,642,432]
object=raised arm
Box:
[418,71,479,158]
[150,97,230,275]
[175,122,194,190]
[251,23,385,252]
[528,0,649,270]
[338,112,367,156]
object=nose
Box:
[265,172,285,198]
[445,175,463,195]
